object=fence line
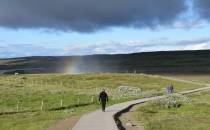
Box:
[0,76,163,115]
[0,95,99,115]
[41,100,44,111]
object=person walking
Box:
[99,89,108,112]
[166,85,170,94]
[166,84,174,94]
[170,84,174,93]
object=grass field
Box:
[0,73,203,130]
[134,90,210,130]
[161,74,210,84]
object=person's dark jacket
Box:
[99,91,108,102]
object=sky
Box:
[0,0,210,58]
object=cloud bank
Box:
[0,44,61,58]
[1,37,209,58]
[64,37,210,55]
[0,0,187,32]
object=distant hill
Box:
[1,50,210,74]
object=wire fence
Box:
[0,95,98,115]
[0,75,166,115]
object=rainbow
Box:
[62,57,83,74]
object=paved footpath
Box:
[72,86,210,130]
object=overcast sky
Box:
[0,0,210,58]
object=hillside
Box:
[1,50,210,74]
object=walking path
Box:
[72,85,210,130]
[139,74,206,86]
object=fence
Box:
[0,95,98,115]
[0,75,165,115]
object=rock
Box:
[64,109,75,113]
[132,124,137,127]
[125,122,132,127]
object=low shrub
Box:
[155,94,191,108]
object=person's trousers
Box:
[101,101,106,111]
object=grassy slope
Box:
[0,73,202,130]
[134,91,210,130]
[1,50,210,74]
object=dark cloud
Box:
[0,0,187,32]
[193,0,210,21]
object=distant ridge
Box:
[1,50,210,74]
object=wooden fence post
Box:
[91,96,94,103]
[16,101,20,112]
[95,88,97,95]
[60,99,63,107]
[77,98,80,105]
[45,81,48,87]
[41,100,44,111]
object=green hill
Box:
[1,50,210,74]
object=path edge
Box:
[113,86,210,130]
